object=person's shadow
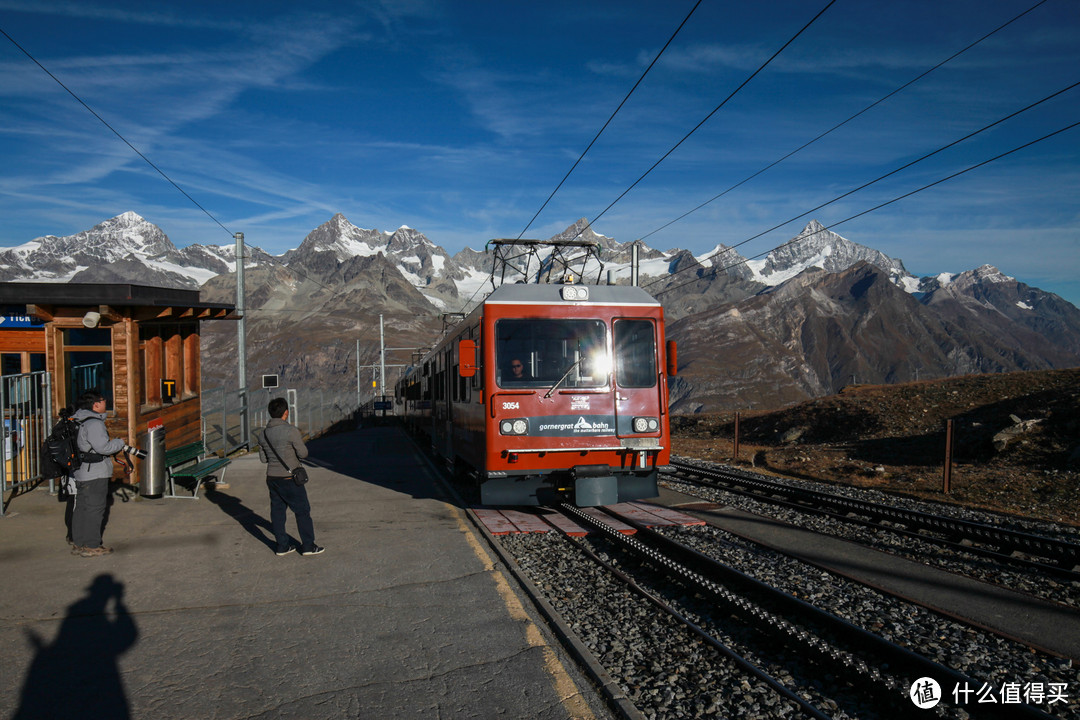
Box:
[14,573,138,719]
[203,488,278,550]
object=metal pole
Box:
[356,338,361,409]
[379,314,386,401]
[235,231,249,449]
[631,242,639,287]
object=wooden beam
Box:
[26,304,54,322]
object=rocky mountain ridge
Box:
[3,212,1078,411]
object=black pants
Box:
[266,476,316,552]
[71,477,108,548]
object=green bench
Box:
[164,441,231,500]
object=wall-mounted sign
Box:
[0,315,42,328]
[161,379,177,403]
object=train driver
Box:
[508,357,531,381]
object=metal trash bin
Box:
[142,423,167,497]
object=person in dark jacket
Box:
[258,397,323,556]
[70,391,139,557]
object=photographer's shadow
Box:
[15,573,138,719]
[202,488,278,551]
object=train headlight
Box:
[560,285,589,301]
[633,416,659,433]
[500,418,529,435]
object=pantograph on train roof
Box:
[485,237,605,290]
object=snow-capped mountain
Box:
[0,211,249,289]
[746,219,911,287]
[4,211,1078,412]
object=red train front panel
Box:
[471,284,671,506]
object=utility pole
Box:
[379,314,386,399]
[235,232,249,449]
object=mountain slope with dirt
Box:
[671,368,1080,525]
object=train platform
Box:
[0,425,613,720]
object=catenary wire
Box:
[634,0,1052,245]
[567,0,837,245]
[0,26,348,298]
[516,0,704,240]
[457,0,837,317]
[458,0,706,317]
[650,119,1080,299]
[0,26,234,238]
[641,78,1080,291]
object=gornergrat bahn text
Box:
[396,281,677,507]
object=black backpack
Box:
[40,409,83,480]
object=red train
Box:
[396,280,676,506]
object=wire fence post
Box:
[942,419,954,494]
[733,411,741,460]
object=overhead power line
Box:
[650,118,1080,299]
[642,78,1080,292]
[1,25,349,295]
[634,0,1052,245]
[516,0,705,240]
[0,26,234,238]
[569,0,838,244]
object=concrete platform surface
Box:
[0,426,607,720]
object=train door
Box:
[612,318,661,441]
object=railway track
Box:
[493,503,1077,719]
[667,459,1080,578]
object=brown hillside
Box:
[671,368,1080,526]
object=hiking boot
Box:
[79,546,114,557]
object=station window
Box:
[62,327,114,410]
[138,322,199,410]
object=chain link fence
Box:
[201,386,362,457]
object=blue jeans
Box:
[266,476,316,552]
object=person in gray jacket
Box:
[258,397,323,556]
[70,390,139,557]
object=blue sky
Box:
[1,0,1078,305]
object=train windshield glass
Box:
[614,319,656,388]
[496,319,608,388]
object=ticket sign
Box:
[161,379,177,403]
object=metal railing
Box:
[201,385,362,456]
[1,371,53,517]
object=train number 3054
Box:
[502,401,520,410]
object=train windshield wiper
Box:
[544,359,581,399]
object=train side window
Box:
[614,319,657,388]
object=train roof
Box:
[483,283,661,307]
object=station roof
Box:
[0,282,237,323]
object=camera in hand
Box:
[123,444,148,459]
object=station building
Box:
[1,282,236,487]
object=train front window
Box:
[614,319,656,388]
[496,319,608,388]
